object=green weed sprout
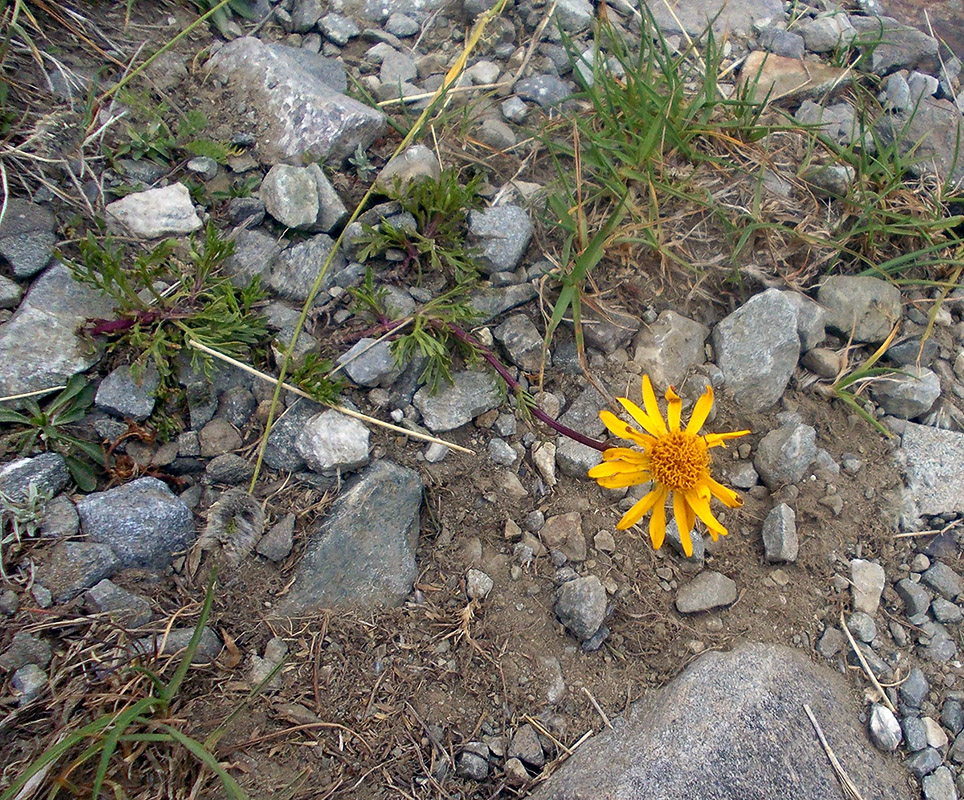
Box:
[0,481,51,579]
[0,375,105,491]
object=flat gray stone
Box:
[513,75,574,108]
[897,578,932,617]
[0,631,52,671]
[260,164,320,229]
[712,289,799,412]
[900,422,964,517]
[632,310,708,392]
[780,291,826,352]
[207,37,387,165]
[494,314,543,373]
[105,183,201,238]
[468,206,533,275]
[413,370,502,432]
[336,338,403,387]
[257,513,295,561]
[529,642,907,800]
[0,274,23,308]
[853,16,940,76]
[84,579,152,627]
[0,263,113,396]
[468,284,538,324]
[555,575,606,641]
[817,276,901,344]
[77,477,195,569]
[12,663,46,705]
[36,541,120,603]
[132,627,222,664]
[0,453,70,503]
[95,364,159,421]
[675,571,737,613]
[278,460,422,613]
[851,559,886,614]
[264,398,324,472]
[224,229,280,288]
[268,234,346,302]
[295,409,370,474]
[753,424,817,490]
[554,385,606,478]
[871,366,941,419]
[0,198,56,278]
[644,0,782,37]
[922,562,964,601]
[762,503,798,562]
[798,13,857,53]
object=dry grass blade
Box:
[803,704,866,800]
[839,609,896,713]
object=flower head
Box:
[588,375,749,557]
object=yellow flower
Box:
[588,375,749,557]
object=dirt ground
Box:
[0,2,937,798]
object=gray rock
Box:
[555,575,606,641]
[488,438,517,467]
[817,275,901,344]
[509,723,545,768]
[84,579,152,627]
[0,263,113,396]
[901,667,929,708]
[269,234,346,303]
[77,477,195,569]
[851,559,886,615]
[897,578,934,617]
[554,385,606,478]
[816,626,845,658]
[632,310,709,391]
[869,703,902,752]
[223,229,280,288]
[871,366,941,419]
[0,274,23,308]
[906,747,943,780]
[852,16,940,76]
[206,454,255,484]
[295,409,370,474]
[260,164,320,229]
[375,144,440,193]
[0,198,56,277]
[762,503,798,562]
[798,13,857,53]
[847,611,877,643]
[319,13,360,45]
[36,541,120,603]
[12,663,46,705]
[932,597,963,625]
[337,338,403,387]
[384,12,419,36]
[494,314,543,372]
[278,460,422,612]
[468,206,532,274]
[753,424,817,490]
[795,99,860,145]
[529,642,907,800]
[903,715,928,752]
[780,291,826,351]
[944,700,964,736]
[713,289,800,412]
[501,96,528,123]
[95,364,159,421]
[0,589,17,615]
[413,370,502,432]
[105,183,201,238]
[922,767,956,800]
[308,164,349,232]
[760,27,805,60]
[264,398,323,472]
[290,0,323,31]
[727,461,759,490]
[883,336,938,368]
[457,746,490,780]
[923,562,964,600]
[207,37,386,165]
[199,418,241,457]
[644,0,782,37]
[132,627,222,664]
[468,284,538,324]
[802,348,841,378]
[466,568,494,600]
[40,495,78,539]
[0,453,69,503]
[257,513,295,561]
[900,423,964,518]
[0,631,52,671]
[513,75,573,107]
[379,49,418,86]
[477,118,516,150]
[801,164,856,198]
[578,307,640,356]
[553,0,592,31]
[675,571,737,613]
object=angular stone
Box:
[871,366,941,419]
[780,291,826,352]
[132,627,222,664]
[541,512,586,563]
[260,164,320,229]
[713,289,799,412]
[869,703,902,752]
[896,578,933,617]
[753,424,817,490]
[554,385,606,478]
[922,562,964,600]
[95,364,159,421]
[223,229,280,288]
[900,423,964,518]
[12,663,46,705]
[739,51,854,104]
[494,314,543,373]
[851,559,886,614]
[468,284,538,324]
[268,234,346,303]
[336,338,403,387]
[264,398,323,472]
[632,310,708,392]
[852,16,940,76]
[105,183,201,238]
[413,370,502,432]
[817,276,901,344]
[922,766,956,800]
[36,541,120,603]
[84,579,152,627]
[0,198,56,277]
[295,409,370,474]
[675,571,737,613]
[278,461,422,612]
[529,643,908,799]
[509,723,545,768]
[797,13,857,53]
[762,503,798,562]
[0,631,52,672]
[555,575,606,641]
[207,37,387,165]
[257,513,295,561]
[374,144,440,192]
[642,0,782,38]
[77,477,195,569]
[468,205,533,275]
[0,453,69,503]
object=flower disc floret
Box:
[588,375,750,557]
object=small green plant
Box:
[0,570,270,800]
[354,169,486,284]
[0,375,105,491]
[112,107,240,166]
[67,223,269,392]
[210,174,262,201]
[190,0,260,38]
[0,482,51,580]
[348,142,377,180]
[290,353,345,405]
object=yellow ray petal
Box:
[596,471,651,489]
[685,488,727,538]
[673,490,696,556]
[685,385,714,435]
[665,386,682,432]
[589,459,648,477]
[600,447,649,463]
[706,476,743,508]
[648,489,668,549]
[616,486,662,529]
[616,397,665,438]
[704,430,751,449]
[640,376,668,435]
[600,410,655,447]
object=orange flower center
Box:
[649,431,708,491]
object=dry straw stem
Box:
[803,704,866,800]
[186,338,475,455]
[249,0,508,492]
[839,609,896,713]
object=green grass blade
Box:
[162,567,217,703]
[154,724,249,800]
